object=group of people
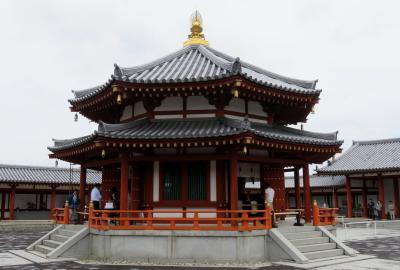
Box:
[367,199,396,220]
[66,183,120,224]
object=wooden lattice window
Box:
[163,164,181,200]
[188,163,207,200]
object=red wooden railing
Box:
[54,201,273,231]
[53,201,69,224]
[312,200,338,226]
[88,208,272,231]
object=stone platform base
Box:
[64,229,284,263]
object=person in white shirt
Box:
[264,182,277,228]
[90,184,102,210]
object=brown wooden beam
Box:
[378,174,385,219]
[303,165,311,223]
[294,167,301,209]
[346,176,352,218]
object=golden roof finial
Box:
[183,11,209,47]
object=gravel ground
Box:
[345,236,400,261]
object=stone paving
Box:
[2,228,400,269]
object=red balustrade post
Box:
[312,200,320,226]
[241,212,249,231]
[89,201,94,228]
[193,211,199,230]
[265,203,272,230]
[64,200,70,225]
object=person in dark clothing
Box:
[368,199,375,219]
[68,189,80,224]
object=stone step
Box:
[58,229,77,237]
[283,231,322,240]
[278,226,316,234]
[50,234,70,243]
[42,239,63,249]
[35,244,54,255]
[303,248,344,260]
[64,224,85,231]
[290,236,330,246]
[297,242,337,253]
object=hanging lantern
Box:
[311,105,315,114]
[74,113,78,122]
[116,94,122,104]
[243,145,248,154]
[101,149,106,158]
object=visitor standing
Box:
[68,189,80,224]
[375,200,382,220]
[91,184,102,210]
[368,199,375,219]
[388,200,395,220]
[264,182,277,228]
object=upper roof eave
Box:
[68,44,321,105]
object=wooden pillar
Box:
[9,186,16,220]
[346,176,352,218]
[393,177,400,218]
[79,166,87,212]
[362,180,368,217]
[378,174,385,219]
[120,153,129,211]
[294,167,301,209]
[303,165,311,223]
[333,188,339,208]
[229,157,238,211]
[49,186,56,220]
[1,192,5,220]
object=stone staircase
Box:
[26,224,88,259]
[279,226,344,260]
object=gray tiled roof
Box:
[70,44,319,104]
[49,117,341,152]
[318,138,400,175]
[0,164,102,185]
[285,175,346,188]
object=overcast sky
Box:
[0,0,399,168]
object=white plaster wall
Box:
[120,105,133,121]
[187,96,215,110]
[134,101,146,116]
[226,98,245,113]
[154,114,183,119]
[152,207,183,218]
[238,162,260,178]
[248,101,267,116]
[210,160,217,202]
[153,161,159,202]
[187,113,216,118]
[155,97,183,111]
[186,207,217,218]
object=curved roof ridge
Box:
[98,118,150,133]
[266,124,339,141]
[116,46,193,77]
[206,46,318,90]
[354,137,400,145]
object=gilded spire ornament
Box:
[183,11,209,47]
